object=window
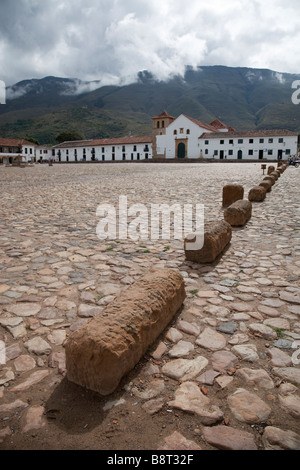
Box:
[157,121,160,129]
[180,128,184,134]
[229,139,234,145]
[133,145,137,152]
[249,139,254,144]
[268,149,273,155]
[220,140,224,145]
[205,149,208,155]
[248,150,253,155]
[174,130,177,135]
[286,149,291,155]
[268,138,273,143]
[229,150,233,156]
[122,145,125,152]
[214,150,218,156]
[102,147,105,153]
[162,121,165,128]
[278,138,284,143]
[259,138,264,143]
[238,139,243,144]
[112,146,115,152]
[187,129,190,134]
[205,140,209,145]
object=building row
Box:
[0,111,298,165]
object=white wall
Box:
[201,134,298,160]
[55,142,152,162]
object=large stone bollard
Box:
[270,171,279,180]
[259,181,272,193]
[267,166,275,175]
[263,175,276,186]
[222,184,244,208]
[224,200,252,227]
[184,220,232,263]
[248,186,267,202]
[65,269,186,395]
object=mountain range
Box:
[1,65,300,144]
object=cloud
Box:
[0,0,299,86]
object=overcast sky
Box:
[1,0,299,86]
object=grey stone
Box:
[216,321,238,335]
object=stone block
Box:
[222,184,244,207]
[65,269,186,395]
[263,175,276,186]
[259,181,272,192]
[248,186,267,202]
[184,220,232,263]
[270,171,279,180]
[267,165,275,175]
[224,200,252,227]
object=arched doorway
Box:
[237,150,243,160]
[178,142,186,158]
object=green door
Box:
[178,143,186,158]
[238,150,243,160]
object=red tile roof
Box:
[0,138,36,147]
[183,115,219,132]
[200,129,298,139]
[54,135,153,149]
[210,119,236,132]
[152,110,175,120]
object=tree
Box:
[56,130,84,143]
[23,137,40,145]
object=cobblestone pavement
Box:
[0,162,299,450]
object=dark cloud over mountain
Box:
[0,0,299,86]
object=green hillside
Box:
[0,66,299,144]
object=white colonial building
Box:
[0,138,36,165]
[53,136,152,162]
[152,111,298,161]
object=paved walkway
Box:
[0,162,299,450]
